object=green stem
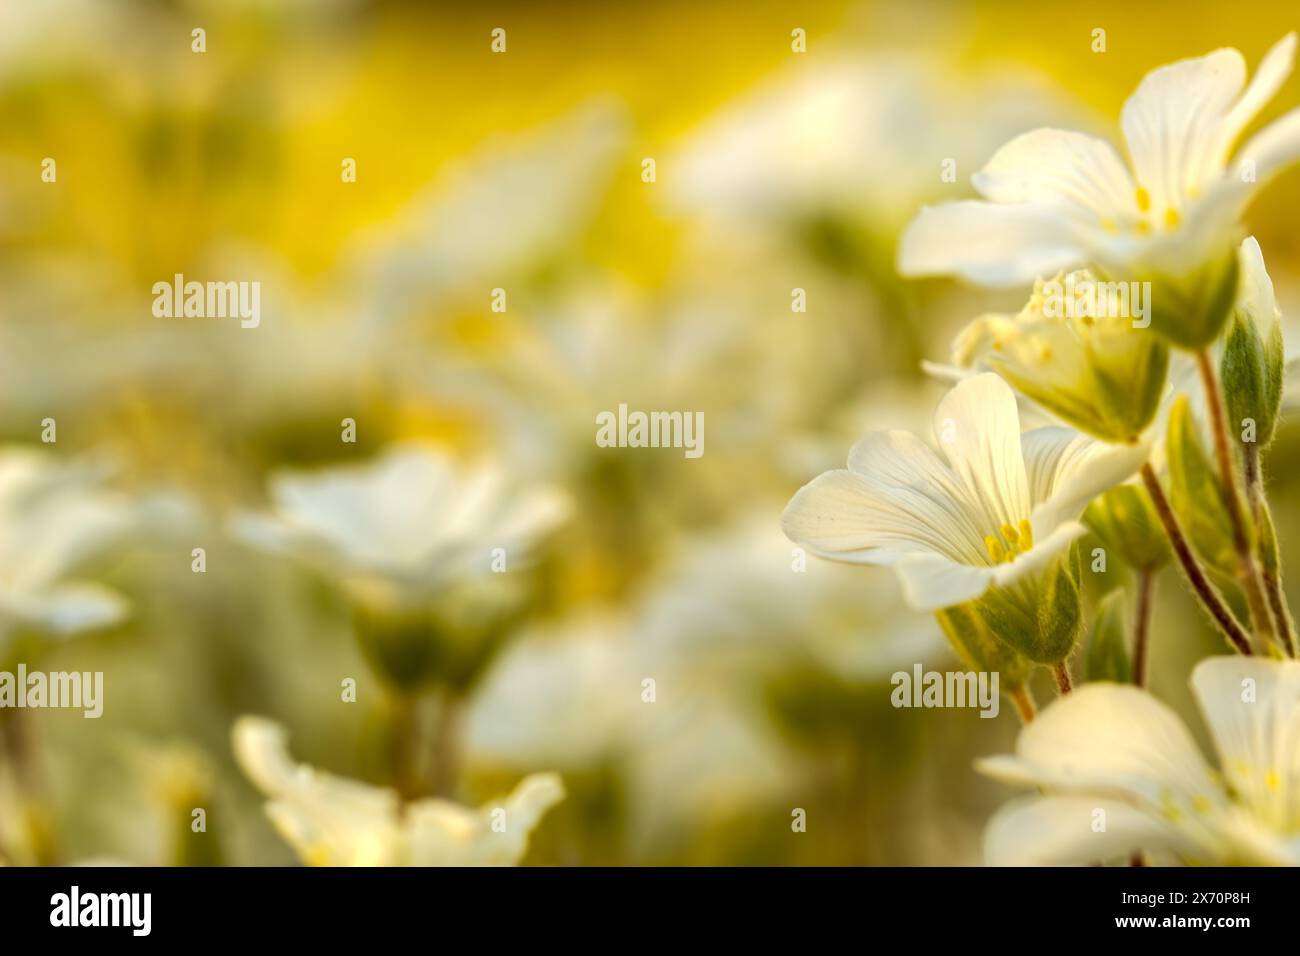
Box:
[1133,567,1156,687]
[1244,443,1300,658]
[389,693,421,804]
[1052,662,1073,695]
[1009,685,1037,724]
[1140,463,1252,655]
[1195,349,1278,644]
[428,691,463,799]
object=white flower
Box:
[234,444,570,605]
[780,373,1146,611]
[900,35,1300,345]
[978,657,1300,866]
[232,716,564,866]
[0,449,129,648]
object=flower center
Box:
[983,520,1035,564]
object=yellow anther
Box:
[1018,520,1034,550]
[1136,218,1152,236]
[1000,523,1020,547]
[984,535,1005,564]
[1135,186,1151,212]
[1266,770,1280,792]
[1101,217,1119,235]
[1164,207,1181,228]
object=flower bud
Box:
[952,270,1167,443]
[1084,483,1169,571]
[1085,590,1132,683]
[1221,237,1285,449]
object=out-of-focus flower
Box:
[979,657,1300,866]
[781,374,1145,612]
[671,55,1075,236]
[235,444,570,606]
[235,444,570,690]
[901,35,1300,348]
[948,271,1168,443]
[0,449,130,651]
[232,716,563,866]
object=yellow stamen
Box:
[1135,218,1152,236]
[1266,770,1281,792]
[1164,207,1181,229]
[1000,523,1019,546]
[1101,217,1119,235]
[1135,186,1151,212]
[1018,519,1034,550]
[984,535,1005,564]
[1192,795,1212,814]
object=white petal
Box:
[933,374,1031,534]
[782,431,983,566]
[232,716,402,866]
[231,716,302,796]
[1,582,128,637]
[890,552,997,611]
[1021,427,1149,534]
[897,200,1087,285]
[1122,47,1246,210]
[1213,34,1298,171]
[1234,104,1300,188]
[1237,236,1281,336]
[984,795,1193,866]
[973,128,1136,220]
[977,683,1222,812]
[404,772,564,866]
[1191,657,1300,832]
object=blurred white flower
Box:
[671,54,1075,234]
[234,444,570,606]
[901,35,1300,346]
[466,613,655,770]
[781,373,1146,610]
[979,657,1300,866]
[0,449,129,649]
[232,716,563,866]
[639,516,948,682]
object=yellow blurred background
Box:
[1,0,1299,866]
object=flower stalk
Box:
[1008,686,1037,724]
[1243,442,1300,657]
[1132,566,1156,687]
[1140,462,1252,655]
[1195,348,1280,645]
[1052,663,1073,695]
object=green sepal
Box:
[1085,589,1132,683]
[970,559,1082,665]
[936,603,1032,692]
[1221,309,1284,449]
[1084,483,1169,571]
[1144,248,1239,349]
